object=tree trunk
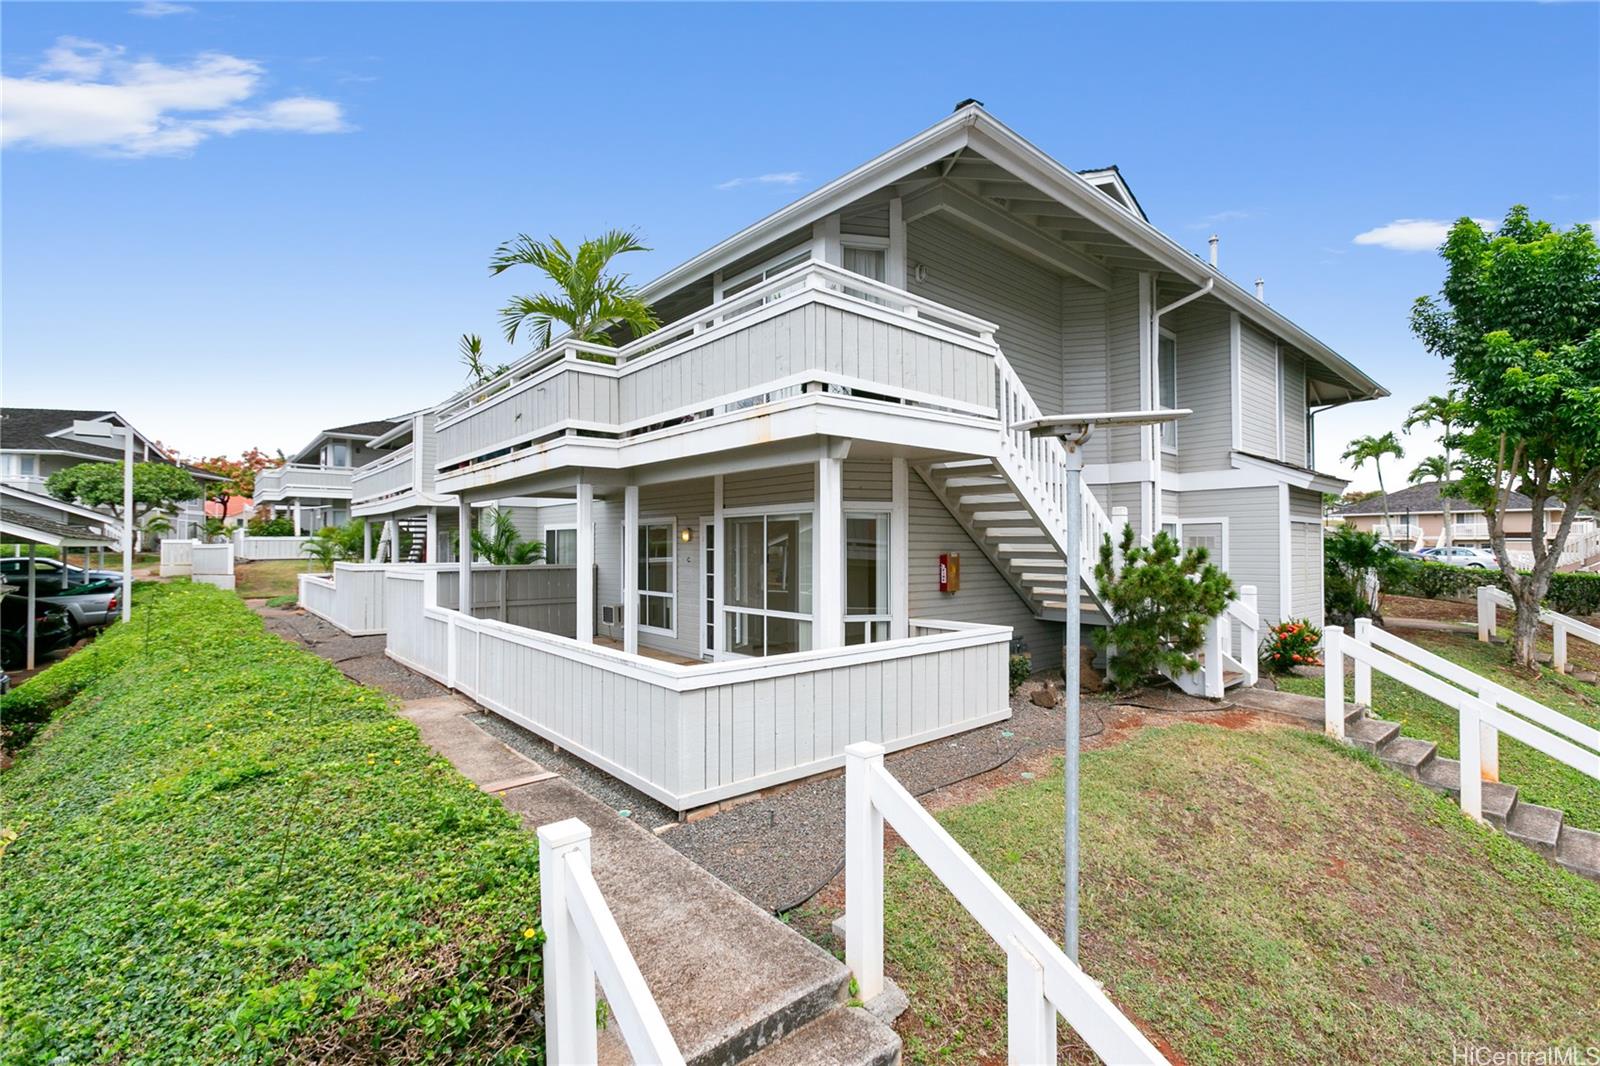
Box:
[1377,466,1393,544]
[1511,582,1543,671]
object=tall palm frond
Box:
[1343,431,1406,542]
[490,229,659,350]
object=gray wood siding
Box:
[908,472,1062,670]
[906,214,1064,412]
[844,459,893,502]
[437,364,619,467]
[724,465,813,510]
[1106,270,1144,463]
[1061,277,1110,465]
[1240,323,1280,458]
[1166,299,1234,472]
[1289,487,1322,520]
[841,200,890,238]
[1282,348,1309,468]
[1182,487,1283,623]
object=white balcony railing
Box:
[253,463,355,501]
[351,443,417,506]
[432,260,1004,475]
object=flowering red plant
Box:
[1261,619,1323,674]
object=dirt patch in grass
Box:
[1382,593,1478,624]
[234,558,316,600]
[791,724,1600,1065]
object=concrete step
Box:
[1506,802,1565,859]
[1555,825,1600,882]
[740,1007,901,1066]
[1008,558,1066,570]
[1376,736,1437,781]
[1346,717,1401,753]
[1416,758,1521,827]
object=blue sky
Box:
[3,2,1596,490]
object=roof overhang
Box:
[0,483,119,524]
[0,509,118,548]
[1232,450,1347,494]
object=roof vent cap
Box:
[953,98,985,112]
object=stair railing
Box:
[539,818,685,1066]
[1324,622,1600,822]
[843,743,1168,1066]
[1477,585,1600,675]
[992,352,1115,601]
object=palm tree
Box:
[490,229,660,352]
[1408,454,1455,547]
[458,333,507,386]
[1343,432,1406,544]
[470,508,545,565]
[1403,391,1464,544]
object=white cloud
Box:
[716,171,803,191]
[0,36,348,156]
[1352,217,1494,252]
[130,1,194,16]
[1186,208,1252,230]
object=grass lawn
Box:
[1278,628,1600,831]
[234,557,317,600]
[0,582,544,1063]
[798,724,1600,1065]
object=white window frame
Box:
[843,504,892,645]
[543,525,577,566]
[635,515,677,637]
[1158,328,1179,453]
[1161,517,1230,570]
[700,517,717,660]
[716,245,813,307]
[721,503,815,659]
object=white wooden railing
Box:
[1324,621,1600,822]
[351,443,416,505]
[1178,586,1260,698]
[1502,524,1600,569]
[538,818,684,1066]
[231,530,316,561]
[992,351,1113,604]
[843,743,1167,1065]
[253,463,354,500]
[1477,585,1600,674]
[159,538,194,577]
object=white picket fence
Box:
[1503,524,1600,569]
[843,742,1168,1065]
[539,819,684,1065]
[190,542,235,591]
[159,538,194,577]
[1476,585,1600,674]
[1324,621,1600,822]
[231,531,315,561]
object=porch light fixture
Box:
[679,526,694,543]
[1015,407,1189,964]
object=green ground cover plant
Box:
[0,582,544,1064]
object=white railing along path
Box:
[1477,585,1600,674]
[539,818,685,1066]
[843,743,1168,1065]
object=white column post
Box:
[362,520,372,563]
[1240,585,1259,685]
[1202,613,1224,698]
[844,742,885,1002]
[1110,505,1129,568]
[1459,700,1484,822]
[26,543,37,671]
[384,518,399,565]
[1323,625,1346,739]
[1477,585,1495,643]
[1005,937,1057,1066]
[538,818,598,1066]
[1476,679,1501,783]
[890,458,909,640]
[1352,618,1373,708]
[1553,619,1568,674]
[456,498,472,615]
[576,479,594,643]
[712,475,725,654]
[425,509,438,564]
[292,501,303,537]
[815,450,845,649]
[121,428,133,621]
[623,483,639,655]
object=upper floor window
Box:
[326,441,351,467]
[842,243,887,283]
[1158,333,1178,449]
[722,247,811,302]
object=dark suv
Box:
[1,596,74,670]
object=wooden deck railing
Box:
[350,443,417,505]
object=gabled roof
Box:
[636,104,1384,405]
[0,483,121,524]
[1,407,221,479]
[1334,481,1552,517]
[0,508,118,548]
[288,419,404,464]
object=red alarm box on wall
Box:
[938,552,960,593]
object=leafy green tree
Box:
[46,462,202,533]
[1091,527,1233,691]
[490,229,660,352]
[1341,432,1405,542]
[1410,208,1600,668]
[470,508,544,566]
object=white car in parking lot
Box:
[1421,546,1499,568]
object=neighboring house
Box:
[204,495,255,528]
[318,104,1384,811]
[0,407,217,542]
[1332,481,1596,554]
[252,419,402,533]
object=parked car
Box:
[0,596,74,670]
[1420,546,1498,568]
[36,581,119,636]
[0,557,121,595]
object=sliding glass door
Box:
[725,511,813,656]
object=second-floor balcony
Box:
[432,261,1004,487]
[351,443,419,508]
[254,463,355,503]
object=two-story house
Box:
[253,419,403,533]
[339,105,1384,811]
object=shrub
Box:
[247,513,296,537]
[1380,560,1600,618]
[1323,527,1404,626]
[1092,527,1233,691]
[1009,653,1032,694]
[0,583,544,1062]
[1262,619,1323,673]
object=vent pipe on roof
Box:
[1208,234,1219,267]
[1255,278,1266,302]
[953,98,984,112]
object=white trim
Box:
[699,517,716,660]
[1168,516,1230,570]
[1278,482,1292,624]
[1157,327,1178,453]
[1229,312,1243,452]
[886,196,906,289]
[712,475,725,655]
[842,503,894,645]
[634,514,676,639]
[543,525,578,565]
[890,458,909,640]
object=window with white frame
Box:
[844,511,890,645]
[1158,333,1178,449]
[725,510,812,656]
[721,246,811,306]
[841,240,887,283]
[545,527,576,565]
[637,520,675,633]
